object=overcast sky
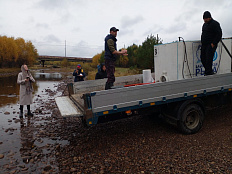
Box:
[0,0,231,58]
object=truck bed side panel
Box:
[90,73,232,114]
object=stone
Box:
[21,167,28,171]
[70,168,77,172]
[10,170,16,174]
[44,165,52,171]
[0,154,4,159]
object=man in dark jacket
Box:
[104,27,128,89]
[201,11,222,75]
[95,63,107,79]
[73,64,86,82]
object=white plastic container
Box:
[154,39,232,82]
[143,69,154,83]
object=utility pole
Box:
[65,40,66,57]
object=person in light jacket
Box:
[17,64,35,118]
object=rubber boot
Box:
[105,82,110,90]
[19,111,23,118]
[27,105,33,117]
[19,105,23,118]
[105,82,114,90]
[108,82,114,89]
[27,111,34,117]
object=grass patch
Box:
[0,62,141,80]
[86,67,141,80]
[0,67,21,73]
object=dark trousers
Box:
[105,59,115,84]
[201,44,217,75]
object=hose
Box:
[216,42,223,73]
[220,40,232,59]
[178,37,192,79]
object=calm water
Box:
[0,71,62,108]
[0,71,63,128]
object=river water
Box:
[0,70,68,172]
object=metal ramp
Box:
[55,96,83,117]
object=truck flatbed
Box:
[56,72,232,134]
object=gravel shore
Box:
[0,76,232,173]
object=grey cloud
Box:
[44,34,61,43]
[35,0,86,11]
[164,22,187,34]
[121,15,144,29]
[72,27,81,33]
[36,23,49,29]
[119,28,134,37]
[69,40,99,57]
[175,7,201,21]
[24,16,35,24]
[143,25,163,38]
[36,0,68,10]
[59,12,72,24]
[187,0,228,8]
[38,45,65,56]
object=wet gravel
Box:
[0,76,232,173]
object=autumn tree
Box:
[92,53,102,67]
[127,44,139,67]
[118,48,129,67]
[0,36,38,68]
[136,34,162,69]
[61,58,69,67]
[0,36,18,67]
[99,51,105,64]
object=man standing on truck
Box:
[201,11,222,75]
[104,27,128,90]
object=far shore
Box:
[0,65,141,80]
[0,66,73,77]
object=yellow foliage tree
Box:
[119,55,129,67]
[0,36,18,67]
[61,58,69,67]
[92,53,101,67]
[0,36,38,68]
[119,48,129,67]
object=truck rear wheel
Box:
[178,103,204,134]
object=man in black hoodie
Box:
[201,11,222,75]
[104,27,128,89]
[95,63,107,79]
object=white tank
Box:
[154,38,232,82]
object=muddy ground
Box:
[0,74,232,173]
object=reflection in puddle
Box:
[34,72,62,80]
[0,76,19,107]
[0,72,62,107]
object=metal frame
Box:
[89,73,232,118]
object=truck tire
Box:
[177,103,204,134]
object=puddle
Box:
[33,72,62,80]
